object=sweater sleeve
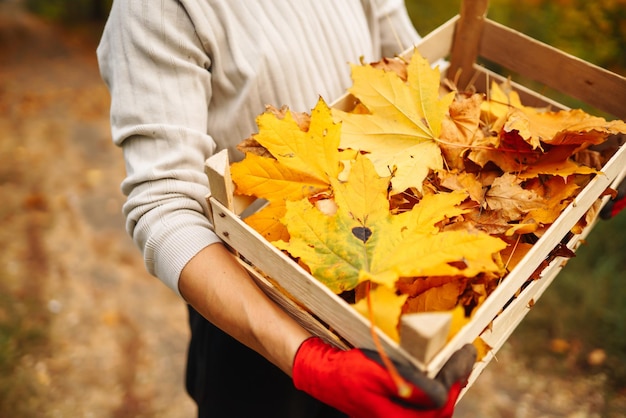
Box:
[97,0,222,295]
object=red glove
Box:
[293,337,476,418]
[601,180,626,219]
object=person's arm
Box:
[179,243,310,375]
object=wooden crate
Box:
[205,3,626,395]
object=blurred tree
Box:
[488,0,626,76]
[406,0,461,34]
[25,0,112,23]
[407,0,625,75]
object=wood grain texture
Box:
[448,0,489,90]
[479,19,626,119]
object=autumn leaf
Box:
[333,51,454,193]
[404,280,468,313]
[521,176,581,225]
[236,105,311,158]
[482,81,626,156]
[440,93,485,171]
[397,276,465,298]
[481,81,543,150]
[460,209,516,236]
[353,285,408,342]
[519,159,598,179]
[472,337,492,362]
[533,109,626,148]
[444,306,470,342]
[485,173,544,222]
[500,241,534,272]
[273,155,390,293]
[230,98,341,241]
[437,170,486,205]
[274,155,507,293]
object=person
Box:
[96,1,477,417]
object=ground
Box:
[0,4,623,417]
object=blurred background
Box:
[1,0,625,416]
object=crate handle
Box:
[448,0,489,90]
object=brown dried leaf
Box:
[485,173,544,221]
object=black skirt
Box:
[185,305,347,418]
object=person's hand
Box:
[600,179,626,220]
[293,337,476,418]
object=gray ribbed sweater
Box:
[97,0,421,295]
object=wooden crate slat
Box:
[235,257,349,349]
[447,0,489,90]
[460,253,567,393]
[479,19,626,119]
[413,15,457,64]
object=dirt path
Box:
[1,5,624,418]
[0,5,195,417]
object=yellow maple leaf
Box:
[274,155,507,293]
[332,51,454,193]
[254,97,342,180]
[231,98,341,241]
[353,285,408,342]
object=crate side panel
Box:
[459,255,565,395]
[470,66,569,111]
[413,15,457,64]
[236,258,349,349]
[458,212,600,396]
[479,19,626,119]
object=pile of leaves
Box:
[230,50,626,345]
